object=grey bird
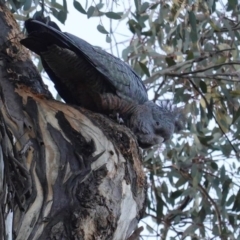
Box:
[21,18,183,148]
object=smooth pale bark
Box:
[0,4,146,240]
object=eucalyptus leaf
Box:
[105,11,121,20]
[106,35,111,43]
[23,0,32,11]
[73,0,86,14]
[87,6,95,18]
[97,24,109,34]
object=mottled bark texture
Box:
[0,4,147,240]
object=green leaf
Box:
[220,144,232,157]
[58,10,67,23]
[181,188,195,198]
[87,6,95,18]
[175,176,187,188]
[23,0,32,11]
[183,224,198,236]
[51,8,59,20]
[122,46,133,61]
[210,161,218,171]
[186,50,194,60]
[134,0,140,13]
[220,165,226,181]
[223,19,235,41]
[33,0,40,6]
[199,80,207,93]
[140,2,149,13]
[97,24,109,34]
[188,11,198,43]
[232,190,240,211]
[198,135,213,146]
[198,207,206,222]
[73,1,86,14]
[138,61,150,77]
[227,0,237,11]
[232,107,240,124]
[105,11,121,20]
[137,15,148,28]
[165,56,176,66]
[227,194,235,206]
[191,163,198,178]
[170,190,182,199]
[161,181,168,200]
[51,1,65,10]
[96,2,104,10]
[228,215,235,227]
[62,0,67,12]
[149,2,159,9]
[128,19,142,34]
[8,0,17,11]
[156,196,164,222]
[158,4,170,25]
[106,35,111,43]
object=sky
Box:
[59,3,127,49]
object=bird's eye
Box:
[156,121,159,126]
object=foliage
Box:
[10,0,240,239]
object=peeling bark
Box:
[0,3,147,240]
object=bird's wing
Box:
[21,20,148,104]
[64,32,148,103]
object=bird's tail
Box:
[20,19,73,54]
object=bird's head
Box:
[128,101,184,148]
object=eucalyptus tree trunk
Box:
[0,4,146,240]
